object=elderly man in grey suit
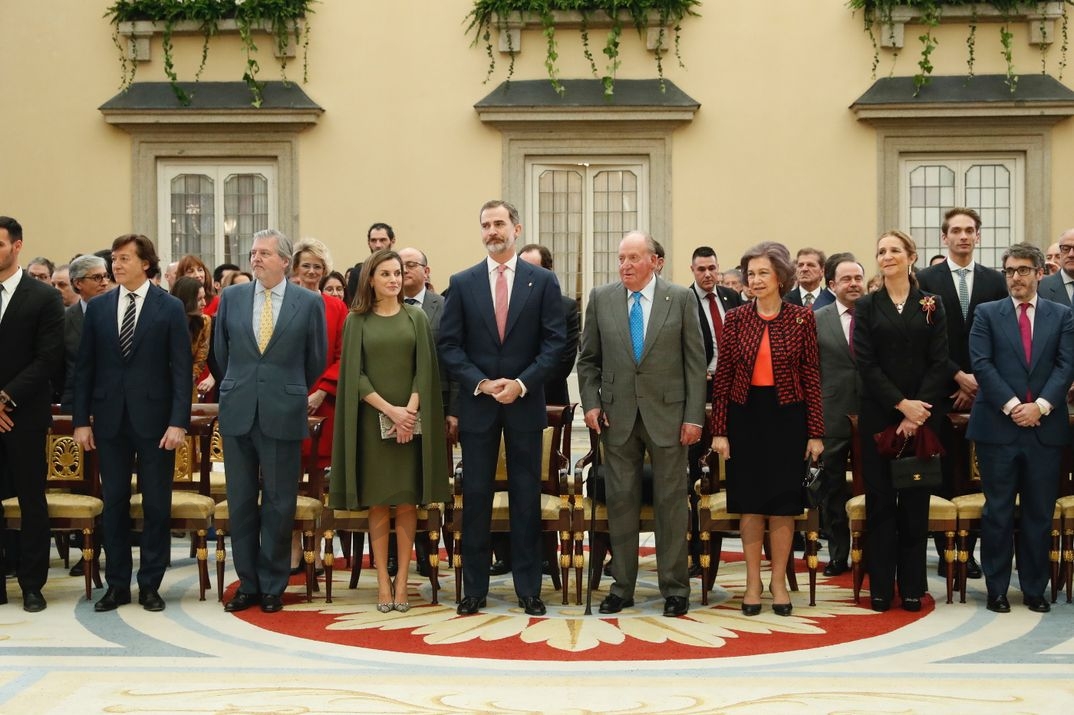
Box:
[813,254,866,577]
[215,229,326,614]
[577,231,707,617]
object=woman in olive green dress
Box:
[329,250,448,612]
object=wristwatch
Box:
[0,390,13,407]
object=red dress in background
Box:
[302,293,347,468]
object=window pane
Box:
[908,164,954,261]
[170,174,215,263]
[593,170,638,288]
[965,164,1011,269]
[224,173,269,266]
[537,169,584,303]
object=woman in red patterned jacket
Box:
[711,241,824,617]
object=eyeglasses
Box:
[1002,266,1038,277]
[403,261,427,270]
[81,273,109,283]
[1059,244,1074,254]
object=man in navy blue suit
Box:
[967,243,1074,614]
[438,200,566,616]
[74,234,192,613]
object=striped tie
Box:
[120,293,137,359]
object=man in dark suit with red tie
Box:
[687,246,741,572]
[967,243,1074,613]
[438,200,566,616]
[915,207,1008,578]
[74,234,192,613]
[0,216,65,611]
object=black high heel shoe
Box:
[768,581,792,616]
[741,602,762,616]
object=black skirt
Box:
[726,386,807,516]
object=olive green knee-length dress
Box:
[356,310,421,506]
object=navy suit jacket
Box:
[438,257,566,432]
[967,297,1074,446]
[214,281,327,441]
[1038,270,1073,307]
[0,272,65,431]
[812,288,836,311]
[73,283,192,439]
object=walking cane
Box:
[583,416,603,616]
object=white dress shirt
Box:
[947,258,976,301]
[691,282,726,373]
[486,254,517,301]
[0,267,22,325]
[1000,295,1052,416]
[625,273,657,340]
[252,279,286,337]
[116,279,151,334]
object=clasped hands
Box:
[479,378,522,405]
[382,404,418,444]
[1010,401,1042,428]
[896,398,932,438]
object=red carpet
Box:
[225,550,932,662]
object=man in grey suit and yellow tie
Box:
[215,229,326,614]
[577,231,707,617]
[813,253,866,577]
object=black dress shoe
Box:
[663,596,689,617]
[224,591,259,612]
[22,590,47,613]
[986,595,1011,613]
[138,588,166,612]
[94,587,132,612]
[518,595,546,616]
[260,594,284,613]
[772,602,793,617]
[823,561,848,577]
[965,556,982,579]
[1024,595,1051,613]
[901,597,922,613]
[69,558,85,577]
[456,596,487,615]
[741,602,762,616]
[598,593,634,614]
[870,596,890,612]
[489,560,511,576]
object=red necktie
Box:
[846,304,855,358]
[1019,302,1032,401]
[705,293,723,345]
[495,264,509,342]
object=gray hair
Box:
[623,230,660,256]
[1002,242,1045,270]
[252,229,293,272]
[292,237,334,274]
[68,254,107,294]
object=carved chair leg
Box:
[216,529,227,603]
[1050,526,1060,604]
[806,529,819,606]
[196,528,208,601]
[944,530,955,604]
[81,528,94,601]
[427,524,440,605]
[850,527,863,604]
[323,530,334,604]
[303,530,315,603]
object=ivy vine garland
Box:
[466,0,701,96]
[848,0,1072,94]
[105,0,314,107]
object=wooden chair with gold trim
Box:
[692,449,820,607]
[212,416,326,603]
[450,404,574,605]
[846,415,956,605]
[129,413,216,600]
[1,415,103,600]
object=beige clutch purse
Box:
[379,411,422,439]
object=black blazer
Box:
[545,294,579,406]
[915,261,1007,378]
[691,284,743,366]
[0,273,65,430]
[853,286,951,434]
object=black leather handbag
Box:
[803,459,824,507]
[890,438,942,490]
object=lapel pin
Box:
[528,282,533,287]
[665,296,670,301]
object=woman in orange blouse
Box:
[711,241,824,617]
[169,276,211,402]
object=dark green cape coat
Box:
[329,304,449,509]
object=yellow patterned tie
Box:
[257,288,274,353]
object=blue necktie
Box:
[629,291,644,363]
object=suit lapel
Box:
[640,279,672,363]
[1028,300,1053,373]
[129,285,160,358]
[609,282,635,360]
[876,288,910,339]
[819,306,852,359]
[467,262,499,343]
[263,283,301,355]
[504,261,535,341]
[996,299,1029,370]
[935,267,968,331]
[0,273,31,332]
[238,282,259,352]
